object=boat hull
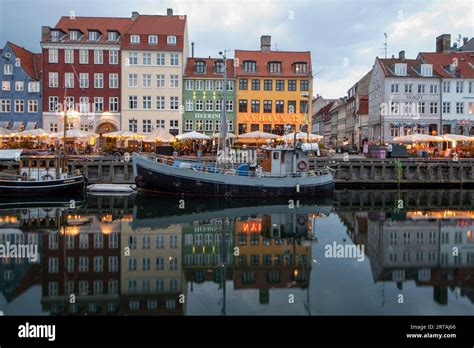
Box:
[0,175,87,196]
[133,154,334,197]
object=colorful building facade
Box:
[183,58,235,134]
[0,42,42,131]
[235,36,313,136]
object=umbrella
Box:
[145,128,175,142]
[102,130,146,139]
[175,131,211,140]
[441,134,474,142]
[238,131,279,139]
[392,134,443,143]
[211,132,237,139]
[282,132,323,142]
[49,130,98,138]
[16,128,52,138]
[0,127,15,138]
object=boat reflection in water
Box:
[0,190,473,315]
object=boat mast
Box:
[216,50,231,169]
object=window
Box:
[157,53,165,65]
[142,96,152,109]
[293,62,307,74]
[28,100,38,113]
[214,60,225,73]
[129,96,138,109]
[205,120,213,131]
[288,80,297,91]
[3,64,12,75]
[49,123,58,132]
[28,81,39,92]
[130,35,140,43]
[421,64,432,77]
[264,100,272,113]
[251,100,260,113]
[238,123,247,135]
[429,102,438,114]
[276,100,284,113]
[442,80,450,93]
[185,80,194,91]
[64,49,74,63]
[391,83,399,93]
[109,73,118,89]
[251,79,260,91]
[65,72,74,88]
[128,74,138,88]
[48,48,58,63]
[108,31,118,41]
[49,96,58,112]
[93,256,103,272]
[195,80,203,90]
[300,80,309,91]
[128,119,137,132]
[185,119,193,130]
[268,61,282,73]
[94,50,103,64]
[215,80,223,91]
[418,102,425,114]
[51,31,60,42]
[239,99,248,113]
[143,119,152,132]
[394,63,407,76]
[276,80,284,91]
[429,84,438,94]
[215,100,222,111]
[170,96,179,110]
[456,81,464,93]
[239,79,248,90]
[195,61,206,73]
[79,73,89,88]
[226,100,233,112]
[288,100,296,113]
[418,84,425,94]
[170,120,178,129]
[94,97,103,112]
[148,35,158,44]
[128,52,138,65]
[79,49,88,64]
[442,102,451,114]
[49,257,58,273]
[243,60,257,72]
[170,75,179,88]
[156,96,165,110]
[170,53,179,66]
[300,100,308,113]
[79,257,88,272]
[88,31,99,41]
[404,83,412,93]
[226,80,234,91]
[456,102,464,114]
[142,74,151,88]
[156,74,165,88]
[49,72,59,88]
[94,73,103,88]
[2,81,10,91]
[264,79,272,91]
[108,50,118,65]
[109,97,119,112]
[14,99,24,113]
[205,80,213,91]
[143,52,152,65]
[0,99,10,112]
[206,99,213,111]
[167,35,177,45]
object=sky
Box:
[0,0,473,98]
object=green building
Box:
[183,58,236,135]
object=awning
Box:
[0,149,22,161]
[11,122,23,131]
[0,122,10,129]
[25,122,37,130]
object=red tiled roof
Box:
[377,57,434,78]
[184,58,235,78]
[418,51,474,78]
[316,101,335,116]
[126,15,186,35]
[234,50,312,77]
[8,42,42,80]
[46,16,134,44]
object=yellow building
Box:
[235,36,313,137]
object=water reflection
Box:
[0,191,473,315]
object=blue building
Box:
[0,42,42,132]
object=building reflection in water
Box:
[0,191,473,315]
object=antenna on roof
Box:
[383,33,388,58]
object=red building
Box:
[40,16,134,138]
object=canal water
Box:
[0,190,473,316]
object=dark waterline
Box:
[0,190,473,315]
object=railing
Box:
[145,154,332,179]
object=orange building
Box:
[235,36,313,137]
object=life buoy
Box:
[297,215,307,225]
[42,174,54,181]
[297,160,308,171]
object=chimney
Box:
[191,42,194,58]
[167,8,173,16]
[398,50,405,60]
[260,35,271,52]
[436,34,451,53]
[463,37,469,45]
[41,26,51,41]
[131,11,139,20]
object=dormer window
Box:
[69,31,79,41]
[167,36,177,45]
[293,62,307,74]
[214,60,225,74]
[108,31,119,41]
[394,63,407,76]
[148,35,158,44]
[194,61,206,74]
[243,60,257,73]
[420,64,432,77]
[51,31,61,42]
[88,31,100,41]
[268,61,282,73]
[130,35,140,44]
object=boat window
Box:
[21,160,28,167]
[39,160,46,168]
[31,160,37,167]
[273,152,279,160]
[49,160,55,168]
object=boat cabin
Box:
[261,146,311,176]
[19,156,62,181]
